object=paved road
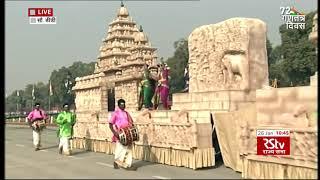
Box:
[5,125,241,179]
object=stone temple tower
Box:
[73,2,158,113]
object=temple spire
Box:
[95,1,157,74]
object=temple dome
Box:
[117,2,129,17]
[135,25,148,42]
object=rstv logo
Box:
[257,130,290,156]
[263,138,285,149]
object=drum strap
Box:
[125,112,133,126]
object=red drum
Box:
[32,119,46,132]
[118,126,139,146]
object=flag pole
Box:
[48,94,51,124]
[49,80,52,113]
[32,84,35,111]
[49,94,51,112]
[16,90,19,112]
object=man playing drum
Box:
[27,103,48,151]
[55,103,76,156]
[109,99,137,171]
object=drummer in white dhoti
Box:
[27,103,48,151]
[109,99,137,171]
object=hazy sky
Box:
[5,0,317,94]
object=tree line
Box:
[5,11,317,112]
[268,11,317,87]
[5,61,95,112]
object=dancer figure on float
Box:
[154,62,170,110]
[138,64,156,110]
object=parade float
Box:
[71,2,318,178]
[213,13,318,179]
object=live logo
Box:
[28,8,53,17]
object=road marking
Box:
[152,176,171,179]
[15,144,25,147]
[96,162,114,168]
[68,156,82,159]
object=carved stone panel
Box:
[188,18,269,92]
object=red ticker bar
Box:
[28,8,54,17]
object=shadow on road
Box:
[41,145,59,150]
[132,160,157,168]
[71,150,92,156]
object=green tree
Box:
[269,11,317,87]
[49,61,95,108]
[5,91,21,112]
[266,37,273,66]
[5,61,95,112]
[166,38,189,94]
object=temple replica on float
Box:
[72,2,318,179]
